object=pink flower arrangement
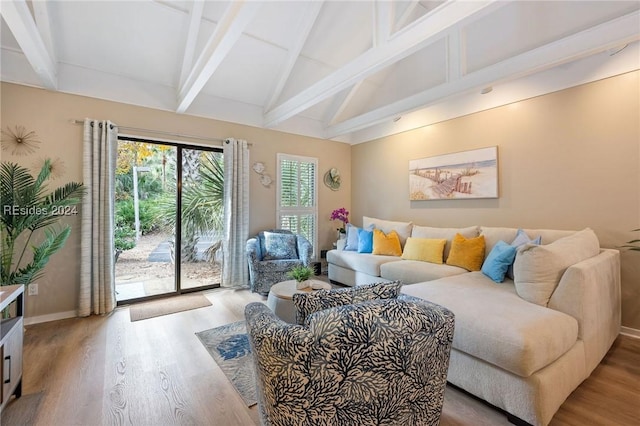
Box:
[330,207,349,233]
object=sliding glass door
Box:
[114,139,223,303]
[179,149,224,291]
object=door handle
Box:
[3,356,10,384]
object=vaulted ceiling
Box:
[1,1,639,144]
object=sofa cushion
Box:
[479,227,575,257]
[479,227,519,259]
[446,234,486,271]
[381,260,467,284]
[327,250,401,277]
[363,216,413,247]
[401,272,579,377]
[514,228,600,306]
[372,229,403,256]
[412,225,479,259]
[401,237,446,264]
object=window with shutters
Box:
[277,153,318,259]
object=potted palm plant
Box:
[288,265,315,289]
[0,160,84,287]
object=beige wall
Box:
[352,71,640,330]
[0,82,351,319]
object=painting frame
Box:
[409,146,498,200]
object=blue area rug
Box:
[195,321,256,406]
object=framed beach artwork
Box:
[409,146,498,200]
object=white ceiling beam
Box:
[323,82,363,126]
[263,0,501,128]
[373,0,393,47]
[264,1,323,111]
[32,0,56,63]
[176,0,261,113]
[179,0,205,87]
[1,0,57,90]
[325,10,640,139]
[394,0,420,32]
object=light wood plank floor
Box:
[4,288,639,426]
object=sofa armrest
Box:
[548,248,620,373]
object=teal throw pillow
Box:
[482,240,517,283]
[358,228,373,253]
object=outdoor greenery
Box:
[114,142,224,264]
[0,160,84,286]
[114,142,170,257]
[156,150,225,262]
[115,198,160,236]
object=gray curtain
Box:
[222,138,250,288]
[79,119,117,316]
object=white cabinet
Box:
[0,285,24,413]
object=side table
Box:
[266,280,331,323]
[1,285,24,413]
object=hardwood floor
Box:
[4,288,639,426]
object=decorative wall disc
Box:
[252,162,265,174]
[324,168,341,191]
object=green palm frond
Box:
[7,227,72,285]
[156,151,224,236]
[1,160,84,286]
[1,162,35,230]
[621,229,640,252]
[44,181,85,206]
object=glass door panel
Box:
[180,149,224,291]
[115,141,177,302]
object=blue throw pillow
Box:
[482,240,517,283]
[507,229,542,279]
[262,231,298,260]
[511,229,542,247]
[357,228,373,253]
[344,223,374,251]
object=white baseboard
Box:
[24,310,77,326]
[620,326,640,339]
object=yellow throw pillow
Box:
[446,233,486,271]
[372,229,402,256]
[402,237,446,264]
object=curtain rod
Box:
[69,119,241,145]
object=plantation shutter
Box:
[277,154,317,259]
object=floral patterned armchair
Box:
[244,283,455,426]
[246,229,313,294]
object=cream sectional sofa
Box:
[327,219,621,426]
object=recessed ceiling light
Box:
[480,86,493,95]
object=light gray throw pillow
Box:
[513,228,600,306]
